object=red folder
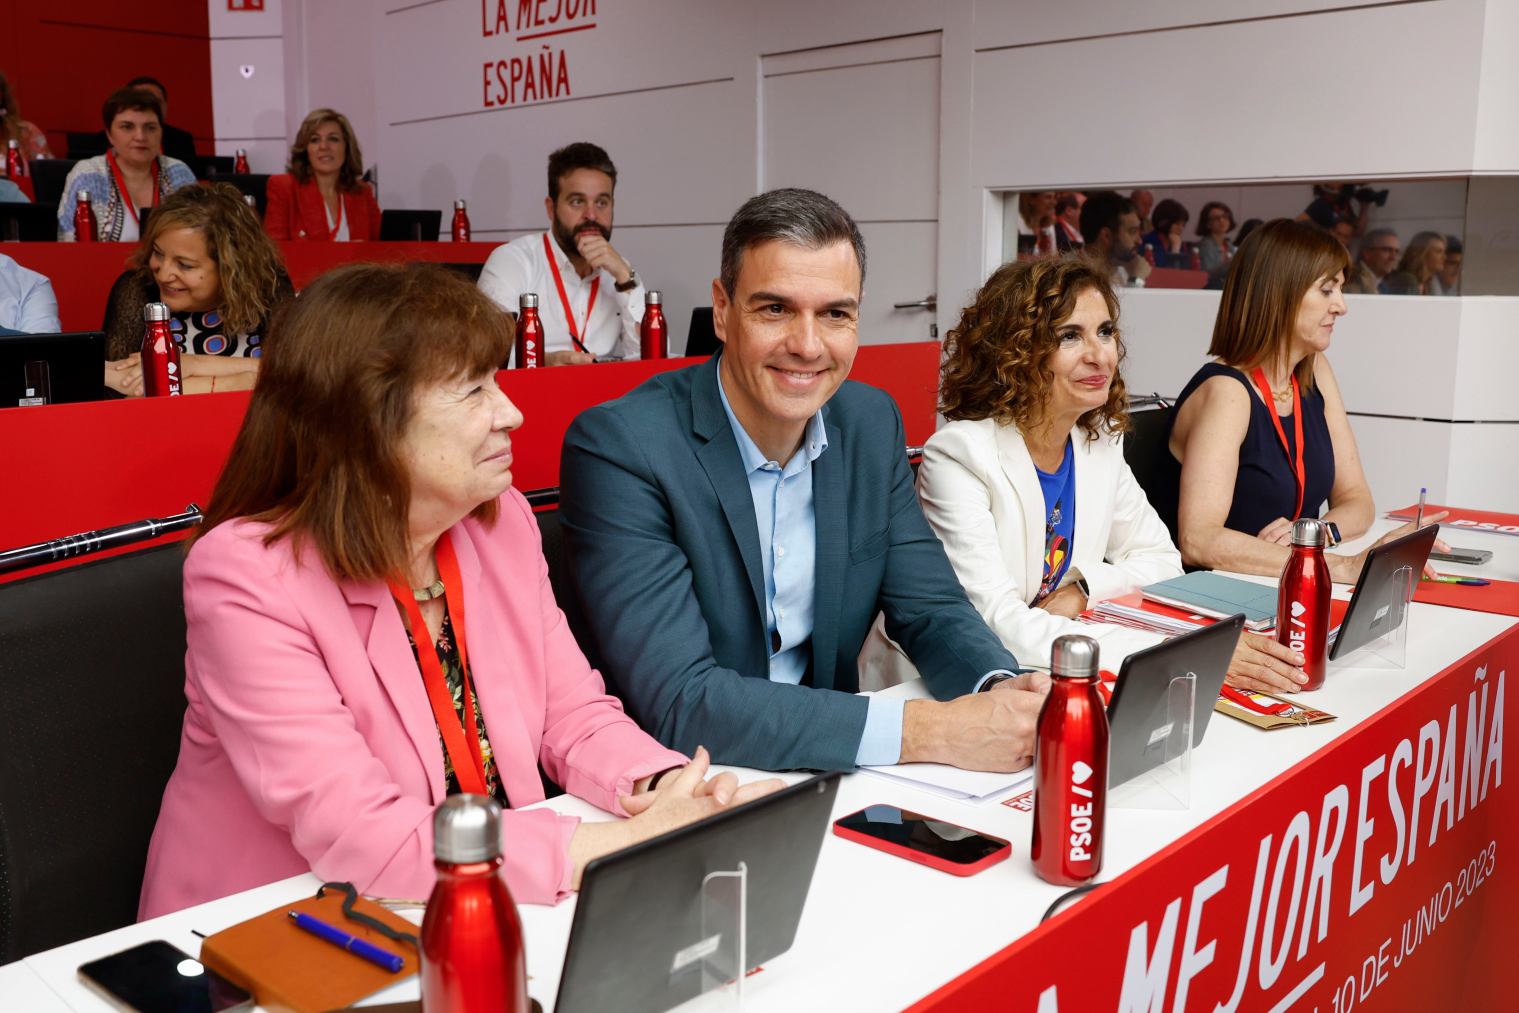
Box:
[1387,503,1519,537]
[1413,577,1519,618]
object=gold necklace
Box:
[412,579,445,602]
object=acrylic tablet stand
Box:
[1110,669,1195,812]
[679,862,749,1010]
[1336,564,1414,671]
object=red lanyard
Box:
[106,150,160,226]
[1250,367,1306,521]
[386,532,489,796]
[544,233,598,354]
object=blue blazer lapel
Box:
[809,410,847,691]
[690,356,767,627]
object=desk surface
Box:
[8,522,1516,1012]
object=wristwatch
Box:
[1323,521,1342,547]
[614,269,639,293]
[979,672,1018,693]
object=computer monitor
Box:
[0,203,57,242]
[207,173,271,216]
[379,209,443,242]
[0,331,106,407]
[685,307,719,357]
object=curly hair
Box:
[287,108,365,191]
[134,182,287,338]
[939,254,1129,442]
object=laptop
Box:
[1105,615,1244,788]
[1328,524,1438,661]
[0,331,106,407]
[379,209,443,241]
[685,307,719,357]
[554,771,841,1013]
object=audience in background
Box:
[263,108,380,242]
[0,252,60,335]
[1344,227,1400,294]
[1383,230,1447,295]
[1439,235,1463,294]
[884,255,1307,693]
[1235,217,1264,247]
[1054,192,1084,250]
[1079,190,1149,288]
[101,183,291,396]
[78,77,199,164]
[1167,220,1443,580]
[58,88,196,242]
[478,141,645,364]
[1329,217,1357,252]
[1129,189,1154,231]
[1016,191,1058,257]
[1196,201,1235,278]
[138,262,777,918]
[0,70,52,160]
[1141,198,1190,266]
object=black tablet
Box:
[555,771,841,1013]
[0,330,106,406]
[1329,524,1438,661]
[1107,615,1244,788]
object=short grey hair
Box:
[1361,227,1399,246]
[719,188,866,297]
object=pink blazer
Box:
[139,490,684,919]
[262,173,382,241]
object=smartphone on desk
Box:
[78,939,254,1012]
[1429,547,1493,566]
[833,804,1010,876]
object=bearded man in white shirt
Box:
[478,141,646,365]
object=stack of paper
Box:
[861,761,1034,803]
[1080,591,1213,637]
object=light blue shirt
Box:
[717,370,905,766]
[0,254,60,334]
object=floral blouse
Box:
[403,608,509,808]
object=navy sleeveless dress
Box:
[1171,363,1335,536]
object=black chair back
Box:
[65,132,107,161]
[206,172,271,216]
[379,209,443,242]
[0,202,56,241]
[686,307,718,357]
[27,159,77,209]
[0,545,189,961]
[1123,404,1181,545]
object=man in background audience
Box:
[1129,188,1154,231]
[560,187,1048,773]
[0,253,60,335]
[1080,190,1150,288]
[82,76,198,163]
[478,141,645,365]
[1439,235,1463,294]
[1054,192,1084,250]
[1345,227,1399,293]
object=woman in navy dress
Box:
[1168,219,1443,581]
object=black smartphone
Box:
[77,940,254,1013]
[833,804,1011,876]
[1428,547,1493,566]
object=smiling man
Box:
[559,188,1049,772]
[478,142,646,365]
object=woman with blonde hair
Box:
[263,108,380,241]
[102,182,292,395]
[865,254,1310,693]
[1382,230,1448,296]
[1169,219,1444,579]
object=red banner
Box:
[913,624,1515,1012]
[1387,504,1519,537]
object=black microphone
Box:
[0,504,203,576]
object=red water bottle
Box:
[1188,244,1202,270]
[1142,242,1156,267]
[5,139,23,178]
[73,190,98,242]
[452,199,471,242]
[1032,634,1109,886]
[640,289,667,360]
[140,303,182,397]
[420,795,530,1013]
[233,148,250,174]
[514,293,542,368]
[1277,518,1332,690]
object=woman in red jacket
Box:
[264,108,380,241]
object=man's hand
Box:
[899,672,1051,772]
[104,357,144,397]
[1225,630,1307,693]
[1129,255,1153,281]
[575,231,633,286]
[545,349,597,367]
[1035,583,1087,619]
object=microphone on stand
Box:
[0,504,204,576]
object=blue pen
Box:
[1425,574,1491,587]
[288,911,405,973]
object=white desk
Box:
[7,522,1516,1012]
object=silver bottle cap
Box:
[243,194,257,207]
[78,189,92,204]
[520,293,538,309]
[235,147,247,156]
[646,290,662,305]
[1291,518,1326,547]
[6,139,17,150]
[454,199,467,210]
[433,794,502,864]
[143,302,171,322]
[1050,634,1100,678]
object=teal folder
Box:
[1141,571,1278,631]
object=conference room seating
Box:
[206,171,271,216]
[1121,400,1181,545]
[0,202,55,242]
[27,158,76,209]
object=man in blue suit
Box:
[560,188,1049,772]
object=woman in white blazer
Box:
[882,256,1306,692]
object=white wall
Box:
[208,0,288,173]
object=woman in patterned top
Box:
[101,183,291,396]
[0,69,53,160]
[56,87,195,241]
[139,262,779,918]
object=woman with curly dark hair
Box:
[886,254,1308,691]
[102,182,293,396]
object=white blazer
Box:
[861,418,1182,683]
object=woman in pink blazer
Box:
[262,108,382,241]
[139,263,777,919]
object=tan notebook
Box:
[199,890,419,1013]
